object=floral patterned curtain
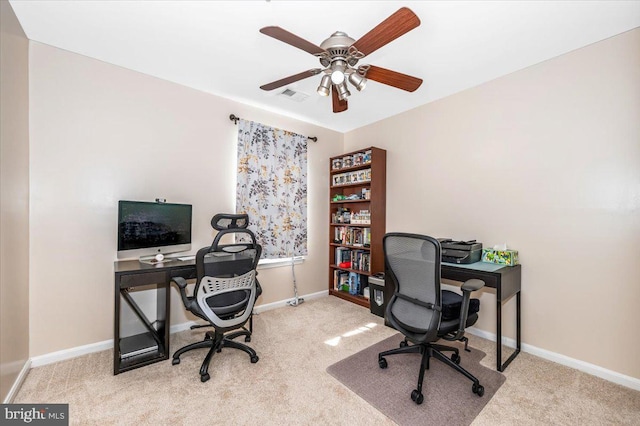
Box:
[236,119,308,259]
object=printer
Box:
[438,239,482,264]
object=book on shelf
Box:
[333,270,350,292]
[350,250,371,273]
[334,226,370,246]
[335,247,351,265]
[348,272,361,295]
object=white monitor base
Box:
[139,254,175,265]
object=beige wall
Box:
[345,29,640,379]
[0,0,30,401]
[28,42,342,357]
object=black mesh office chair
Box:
[187,214,262,335]
[378,233,485,404]
[171,214,262,382]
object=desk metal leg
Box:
[496,297,502,371]
[497,291,521,372]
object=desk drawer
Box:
[119,271,167,288]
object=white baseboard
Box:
[3,359,31,403]
[466,327,640,391]
[30,339,113,368]
[28,289,329,368]
[169,320,200,334]
[253,289,328,313]
[24,292,639,393]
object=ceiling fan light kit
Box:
[259,7,423,113]
[335,82,351,101]
[317,74,332,96]
[348,72,367,92]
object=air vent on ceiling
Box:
[279,88,309,102]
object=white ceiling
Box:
[9,1,640,133]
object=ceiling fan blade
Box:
[260,26,326,56]
[332,86,348,113]
[260,69,322,91]
[364,65,423,92]
[351,7,420,57]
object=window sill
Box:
[257,256,306,270]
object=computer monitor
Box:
[117,200,192,262]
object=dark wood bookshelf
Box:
[328,147,386,308]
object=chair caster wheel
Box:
[399,340,408,348]
[251,356,259,363]
[411,389,424,405]
[201,373,210,382]
[172,358,180,365]
[378,358,388,369]
[245,336,251,343]
[472,383,485,397]
[451,353,461,364]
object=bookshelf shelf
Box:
[330,243,371,251]
[329,264,373,276]
[330,223,370,227]
[330,199,370,204]
[330,182,371,190]
[329,147,386,308]
[330,162,372,174]
[329,289,370,308]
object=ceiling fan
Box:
[259,7,423,113]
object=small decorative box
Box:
[482,248,519,266]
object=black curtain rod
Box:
[229,114,318,142]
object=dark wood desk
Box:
[114,254,255,374]
[113,259,197,375]
[441,262,522,372]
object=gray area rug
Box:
[327,333,506,426]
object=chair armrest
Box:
[171,277,192,308]
[462,278,485,292]
[450,279,485,341]
[172,276,188,289]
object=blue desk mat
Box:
[442,261,508,272]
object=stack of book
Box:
[334,226,371,247]
[333,270,350,292]
[350,250,371,272]
[335,247,350,266]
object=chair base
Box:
[189,312,256,338]
[172,328,258,382]
[378,339,484,405]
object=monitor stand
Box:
[139,254,175,265]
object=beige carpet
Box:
[327,334,505,425]
[14,296,640,425]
